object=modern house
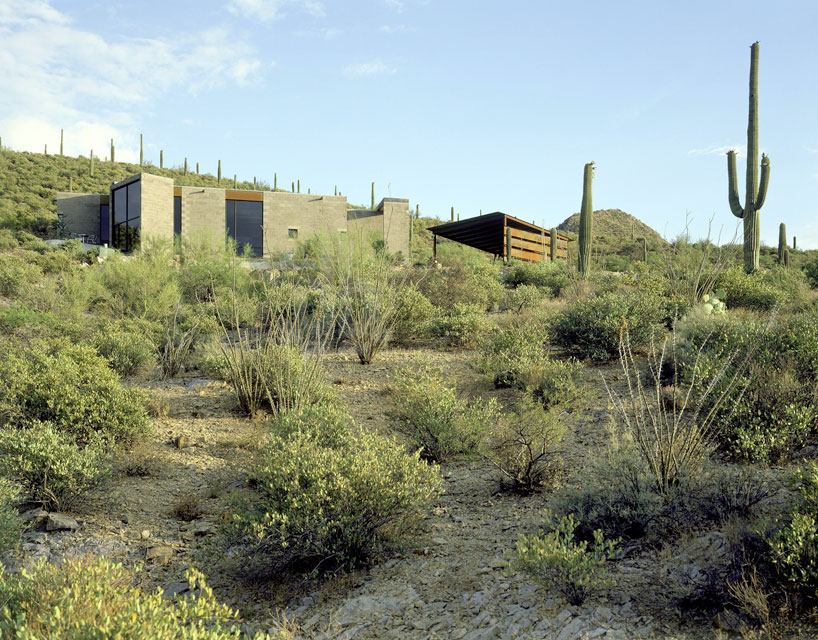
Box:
[56,173,411,259]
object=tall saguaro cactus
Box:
[160,150,164,169]
[60,129,63,155]
[89,150,94,177]
[778,222,787,264]
[110,139,115,163]
[727,42,771,274]
[550,228,558,262]
[577,162,594,278]
[139,134,143,166]
[218,160,222,183]
[371,182,375,208]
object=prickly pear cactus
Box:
[698,290,727,315]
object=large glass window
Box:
[225,200,263,257]
[99,204,109,245]
[112,181,141,252]
[173,196,182,236]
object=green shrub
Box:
[420,262,505,311]
[428,303,492,348]
[805,259,818,289]
[239,427,441,572]
[503,261,571,297]
[269,401,349,448]
[390,364,499,461]
[391,284,436,343]
[0,339,150,445]
[520,357,583,409]
[481,395,564,493]
[510,513,617,605]
[0,478,22,554]
[475,320,549,388]
[676,313,818,462]
[717,265,779,311]
[505,283,546,313]
[0,421,109,510]
[0,255,42,298]
[551,291,664,362]
[92,320,156,377]
[767,463,818,600]
[0,230,18,251]
[0,556,273,639]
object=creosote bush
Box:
[91,319,156,377]
[428,302,493,348]
[237,412,441,573]
[0,478,23,554]
[0,556,274,639]
[510,512,617,605]
[551,290,664,362]
[390,364,499,462]
[503,260,571,297]
[475,320,549,389]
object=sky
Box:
[1,0,817,248]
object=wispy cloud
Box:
[344,60,396,76]
[296,26,342,39]
[0,2,263,157]
[688,144,746,156]
[379,24,413,33]
[384,0,406,11]
[227,0,325,21]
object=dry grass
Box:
[171,492,203,521]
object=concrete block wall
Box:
[380,198,410,258]
[180,186,226,248]
[346,209,384,247]
[262,192,347,257]
[56,193,102,239]
[138,173,174,243]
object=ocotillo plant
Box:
[60,129,63,155]
[89,150,94,177]
[550,228,557,261]
[218,160,222,183]
[110,139,115,163]
[778,222,787,264]
[727,42,770,274]
[578,162,594,278]
[139,134,143,166]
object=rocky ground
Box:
[2,345,810,639]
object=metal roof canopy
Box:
[428,211,572,262]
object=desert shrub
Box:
[32,248,75,275]
[676,313,818,462]
[762,265,810,308]
[269,401,349,448]
[717,265,779,311]
[0,229,18,251]
[420,262,504,311]
[503,260,572,297]
[0,421,109,509]
[16,231,47,253]
[0,254,42,298]
[481,395,565,493]
[239,427,441,573]
[391,283,436,343]
[767,462,818,600]
[0,304,61,339]
[520,357,583,409]
[805,259,818,289]
[551,290,664,362]
[0,556,273,639]
[0,339,150,445]
[390,364,499,461]
[210,285,259,330]
[92,319,157,377]
[0,478,22,554]
[475,320,549,388]
[428,303,492,348]
[176,243,252,304]
[159,304,205,378]
[505,283,546,313]
[510,513,617,605]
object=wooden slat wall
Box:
[506,226,569,262]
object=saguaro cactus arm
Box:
[727,150,744,218]
[756,153,770,210]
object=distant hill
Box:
[557,208,666,244]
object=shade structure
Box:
[428,211,571,262]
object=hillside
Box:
[557,208,666,244]
[0,148,354,233]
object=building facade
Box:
[56,173,411,259]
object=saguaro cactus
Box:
[793,236,797,250]
[450,206,454,221]
[218,160,221,182]
[233,174,237,188]
[297,179,300,193]
[196,162,199,175]
[371,182,375,209]
[578,162,594,278]
[642,237,648,263]
[69,175,73,192]
[184,157,188,175]
[727,42,771,274]
[160,150,163,169]
[778,222,787,264]
[110,139,115,163]
[550,228,558,262]
[89,149,94,177]
[139,134,143,166]
[60,129,63,155]
[274,173,278,190]
[44,144,47,155]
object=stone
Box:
[190,521,215,536]
[162,582,190,599]
[141,529,151,540]
[45,513,80,531]
[174,435,193,449]
[21,508,48,530]
[146,545,173,565]
[22,531,48,544]
[714,609,748,634]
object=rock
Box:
[140,529,151,540]
[714,609,748,634]
[21,508,48,530]
[45,513,80,531]
[462,625,499,640]
[146,545,173,566]
[121,514,130,524]
[22,531,47,544]
[162,581,190,599]
[174,435,193,449]
[189,521,215,536]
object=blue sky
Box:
[1,0,817,248]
